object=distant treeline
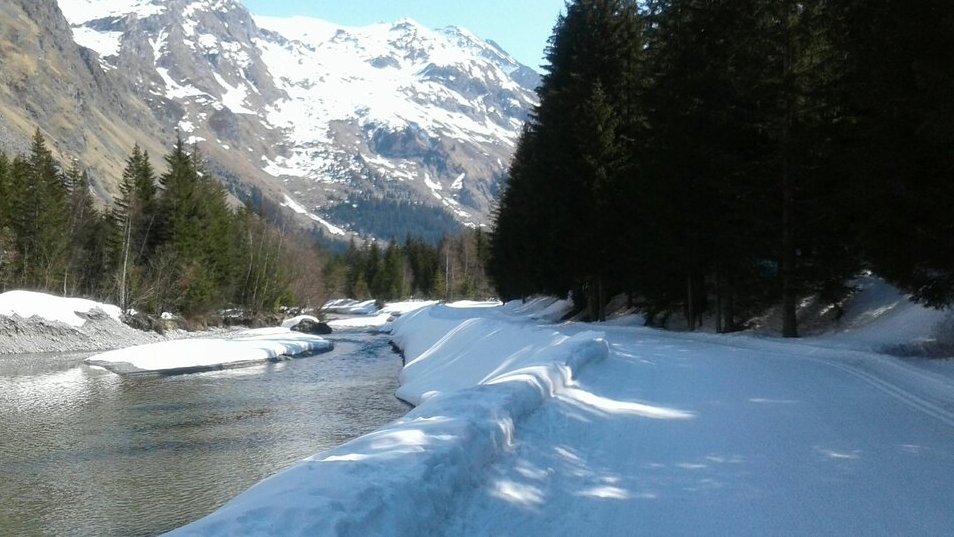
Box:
[489,0,954,336]
[0,131,324,316]
[324,195,463,246]
[323,230,493,303]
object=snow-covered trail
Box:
[441,326,954,536]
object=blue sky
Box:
[242,0,567,70]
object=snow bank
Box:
[321,298,379,315]
[86,328,332,376]
[324,300,440,331]
[816,276,954,356]
[505,296,573,322]
[279,315,322,328]
[0,290,163,354]
[322,298,440,318]
[380,300,440,315]
[169,303,608,536]
[392,304,602,405]
[0,290,121,327]
[326,313,393,331]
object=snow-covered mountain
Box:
[50,0,539,236]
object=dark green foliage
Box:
[831,0,954,307]
[0,132,329,316]
[326,230,493,302]
[324,196,462,245]
[0,152,16,287]
[489,0,646,319]
[491,0,953,335]
[63,162,107,296]
[11,131,70,289]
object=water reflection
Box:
[0,333,409,536]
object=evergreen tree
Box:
[832,0,954,307]
[11,131,70,289]
[153,138,237,314]
[488,126,547,300]
[62,162,102,295]
[380,241,407,301]
[490,0,645,311]
[638,0,858,334]
[0,153,15,287]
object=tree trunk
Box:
[686,273,695,330]
[781,165,798,338]
[781,18,798,339]
[715,271,723,334]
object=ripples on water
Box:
[0,333,410,536]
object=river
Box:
[0,330,410,536]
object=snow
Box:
[320,299,438,321]
[279,315,321,329]
[212,72,256,115]
[169,303,609,536]
[70,27,123,57]
[278,195,347,236]
[156,67,209,100]
[57,0,166,25]
[321,298,379,315]
[818,276,953,354]
[171,283,954,536]
[0,290,121,327]
[248,14,537,183]
[85,328,332,375]
[327,313,393,331]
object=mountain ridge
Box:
[0,0,538,240]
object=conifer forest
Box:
[488,0,954,336]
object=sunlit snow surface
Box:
[70,27,123,57]
[279,195,346,236]
[250,14,532,184]
[0,290,122,327]
[172,285,954,536]
[58,0,166,25]
[85,328,331,374]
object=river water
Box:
[0,331,410,536]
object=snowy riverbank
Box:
[84,328,334,376]
[169,300,608,536]
[171,283,954,536]
[0,290,164,354]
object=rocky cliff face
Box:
[2,0,538,239]
[0,0,169,200]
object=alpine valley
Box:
[0,0,540,240]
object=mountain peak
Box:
[391,16,425,29]
[58,0,166,24]
[49,0,538,238]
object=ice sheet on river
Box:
[85,328,332,376]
